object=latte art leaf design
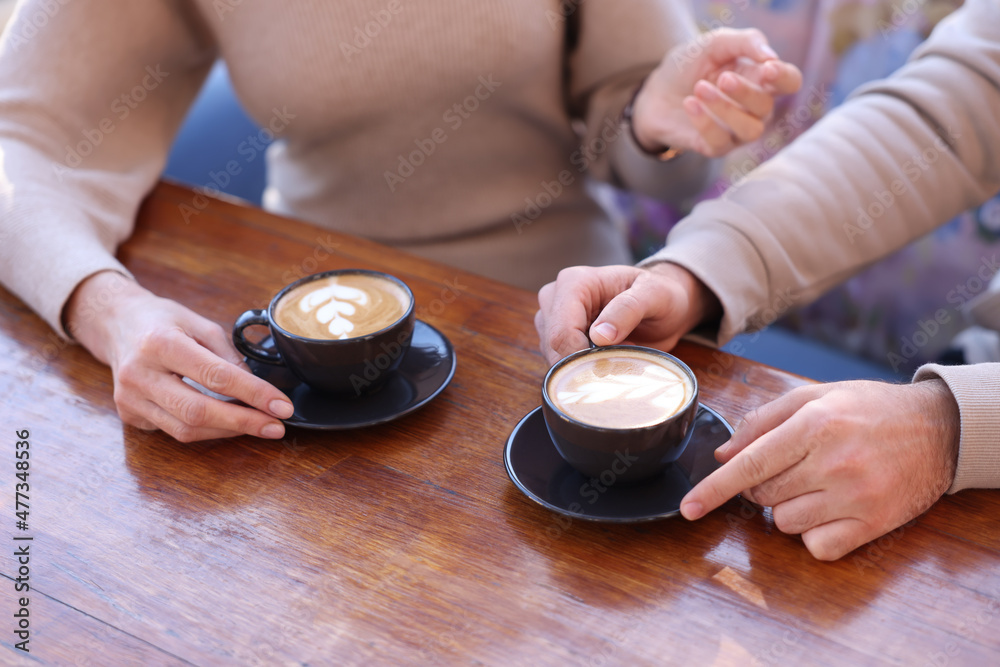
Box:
[298,284,370,339]
[557,365,686,409]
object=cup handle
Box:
[232,309,283,365]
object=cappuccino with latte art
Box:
[274,273,410,340]
[541,346,699,481]
[548,348,694,428]
[233,269,416,395]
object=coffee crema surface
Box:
[549,349,693,428]
[274,274,410,340]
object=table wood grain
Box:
[2,182,998,665]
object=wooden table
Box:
[2,182,999,665]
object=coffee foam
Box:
[275,274,409,340]
[549,349,693,428]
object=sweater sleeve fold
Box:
[0,0,215,337]
[914,363,1000,493]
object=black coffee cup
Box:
[233,270,415,396]
[542,346,699,483]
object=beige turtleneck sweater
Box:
[0,0,703,338]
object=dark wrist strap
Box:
[620,78,683,162]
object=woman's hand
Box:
[632,28,803,157]
[66,271,294,442]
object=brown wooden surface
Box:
[2,181,998,665]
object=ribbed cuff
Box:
[638,208,772,345]
[914,362,1000,493]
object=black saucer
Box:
[247,320,456,429]
[504,404,733,522]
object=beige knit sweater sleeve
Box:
[0,0,214,337]
[571,0,711,202]
[643,0,1000,492]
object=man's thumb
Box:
[589,290,650,346]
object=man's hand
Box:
[535,262,720,365]
[66,271,294,442]
[633,28,803,157]
[681,379,961,560]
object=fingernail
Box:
[680,500,703,521]
[261,423,284,439]
[269,399,294,419]
[758,42,778,59]
[694,80,716,100]
[715,441,733,458]
[592,322,617,344]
